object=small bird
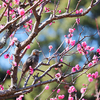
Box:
[18,49,41,87]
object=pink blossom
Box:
[68,96,74,100]
[10,37,17,46]
[97,48,100,54]
[0,85,4,90]
[45,84,49,90]
[88,62,93,67]
[76,18,80,24]
[28,19,32,23]
[75,64,80,70]
[86,46,90,50]
[13,62,17,66]
[79,8,83,13]
[54,98,57,100]
[66,47,69,51]
[55,73,61,78]
[88,77,93,82]
[9,10,14,15]
[92,73,95,78]
[44,7,50,12]
[49,22,52,26]
[4,54,9,59]
[30,9,33,13]
[0,25,4,29]
[0,5,1,8]
[68,34,73,38]
[71,67,76,72]
[89,47,94,51]
[92,71,98,79]
[7,70,11,75]
[92,55,98,64]
[2,2,7,7]
[29,66,34,74]
[94,71,98,78]
[80,88,86,94]
[58,10,61,13]
[65,38,70,44]
[57,89,60,93]
[26,45,31,49]
[16,95,24,100]
[70,40,75,46]
[69,28,74,33]
[58,95,65,99]
[18,8,25,15]
[13,0,20,5]
[10,54,13,60]
[76,10,79,14]
[77,44,81,51]
[81,41,87,48]
[49,45,53,50]
[60,58,63,62]
[87,73,91,78]
[68,86,76,93]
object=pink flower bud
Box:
[88,62,93,67]
[57,89,60,93]
[29,66,34,74]
[26,45,31,49]
[45,84,49,90]
[7,70,11,75]
[0,85,4,90]
[79,8,83,13]
[87,73,91,77]
[71,67,76,72]
[4,54,9,59]
[76,10,79,14]
[55,73,61,78]
[49,45,53,50]
[58,10,61,13]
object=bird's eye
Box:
[33,52,36,55]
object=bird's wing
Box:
[26,56,33,66]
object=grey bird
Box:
[18,49,41,87]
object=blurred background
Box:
[0,0,100,100]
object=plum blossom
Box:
[88,62,93,67]
[49,45,53,50]
[58,10,61,13]
[18,8,25,15]
[0,85,4,90]
[58,95,65,99]
[16,95,24,100]
[7,70,11,75]
[80,88,86,94]
[57,89,60,93]
[88,77,93,82]
[26,45,31,49]
[4,54,9,59]
[29,66,34,74]
[45,84,49,90]
[68,86,76,93]
[55,73,61,79]
[68,96,74,100]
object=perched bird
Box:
[18,49,41,87]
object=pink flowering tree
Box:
[0,0,100,100]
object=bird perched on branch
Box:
[18,49,41,87]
